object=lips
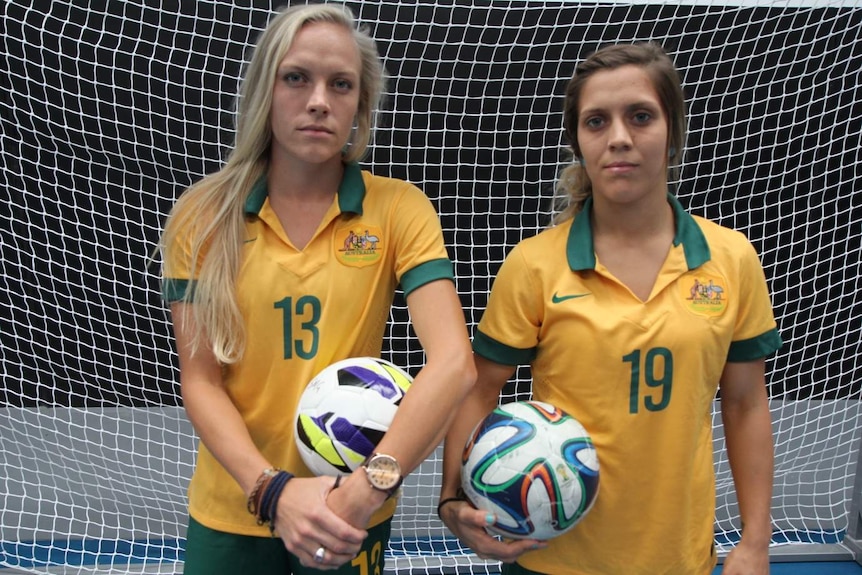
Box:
[604,162,638,174]
[300,125,333,134]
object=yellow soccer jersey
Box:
[162,163,454,536]
[473,194,782,575]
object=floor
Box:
[713,562,862,575]
[3,563,862,574]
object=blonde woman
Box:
[439,43,780,575]
[160,4,475,573]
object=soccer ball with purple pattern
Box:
[295,357,412,476]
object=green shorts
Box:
[183,516,392,575]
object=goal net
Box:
[2,0,860,573]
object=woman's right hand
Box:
[438,499,547,564]
[271,476,367,570]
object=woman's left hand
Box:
[720,538,770,575]
[271,476,367,569]
[325,470,389,530]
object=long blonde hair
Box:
[160,4,385,363]
[554,43,686,224]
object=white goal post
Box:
[1,0,860,573]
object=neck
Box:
[268,155,344,201]
[591,190,673,242]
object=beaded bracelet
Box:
[247,467,279,518]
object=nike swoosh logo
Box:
[552,292,591,303]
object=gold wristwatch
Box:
[362,453,403,498]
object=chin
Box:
[283,147,344,167]
[600,188,653,205]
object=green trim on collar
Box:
[242,162,366,216]
[244,176,268,215]
[668,194,710,270]
[566,198,597,271]
[566,193,711,272]
[337,162,366,215]
[161,278,195,303]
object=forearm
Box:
[173,303,272,497]
[182,378,272,496]
[375,353,475,474]
[441,392,498,498]
[327,357,475,527]
[722,399,774,544]
[373,279,475,474]
[328,280,476,526]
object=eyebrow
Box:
[580,101,660,117]
[276,63,359,80]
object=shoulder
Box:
[164,188,213,245]
[498,222,570,276]
[359,171,440,223]
[167,180,209,221]
[361,171,423,198]
[689,215,765,280]
[510,221,571,259]
[691,215,757,253]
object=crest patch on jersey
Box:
[680,274,728,317]
[335,224,383,268]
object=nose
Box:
[307,81,330,115]
[607,118,632,150]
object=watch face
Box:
[366,455,401,490]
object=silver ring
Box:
[314,546,326,563]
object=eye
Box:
[632,110,653,124]
[332,78,354,92]
[282,71,306,85]
[583,115,605,130]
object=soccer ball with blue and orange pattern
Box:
[461,400,600,540]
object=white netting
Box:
[1,0,860,573]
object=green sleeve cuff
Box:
[472,330,536,366]
[400,258,454,296]
[727,328,783,362]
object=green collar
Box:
[244,162,366,216]
[566,193,711,271]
